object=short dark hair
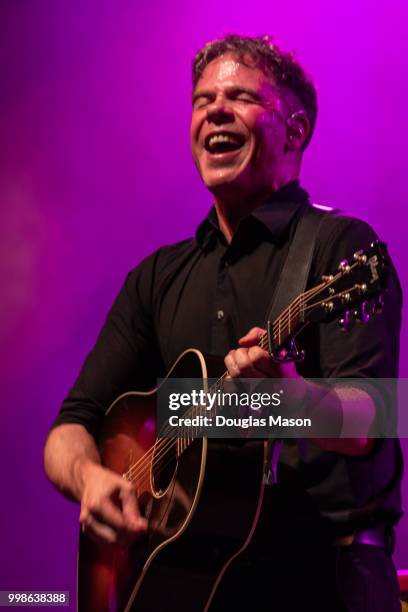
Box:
[192,34,318,148]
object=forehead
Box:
[196,53,276,93]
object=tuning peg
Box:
[356,283,367,294]
[324,301,335,313]
[353,250,367,265]
[338,259,351,273]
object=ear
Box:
[286,110,310,151]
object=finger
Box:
[80,479,127,528]
[80,512,118,545]
[224,351,241,378]
[82,494,126,534]
[120,485,148,532]
[247,346,277,377]
[233,348,259,377]
[238,327,266,348]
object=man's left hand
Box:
[224,326,300,379]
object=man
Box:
[44,35,402,610]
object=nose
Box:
[206,96,234,125]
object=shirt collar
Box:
[195,180,311,250]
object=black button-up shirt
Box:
[53,181,403,532]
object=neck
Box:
[213,173,299,244]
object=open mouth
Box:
[204,131,245,155]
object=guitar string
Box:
[123,271,359,485]
[122,276,342,485]
[124,261,367,485]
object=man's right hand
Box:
[78,462,147,545]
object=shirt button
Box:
[217,309,225,320]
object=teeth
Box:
[208,134,239,147]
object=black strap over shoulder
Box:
[266,204,326,325]
[264,203,340,361]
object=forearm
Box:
[305,381,375,455]
[43,423,101,502]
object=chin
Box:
[201,166,247,193]
[204,174,238,192]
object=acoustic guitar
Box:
[78,241,389,611]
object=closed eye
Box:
[192,94,213,109]
[230,88,261,104]
[192,87,261,108]
[235,94,259,104]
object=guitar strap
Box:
[265,203,328,326]
[263,203,329,485]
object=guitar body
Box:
[78,349,267,611]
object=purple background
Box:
[1,1,407,604]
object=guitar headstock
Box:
[303,240,390,329]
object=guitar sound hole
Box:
[151,438,178,497]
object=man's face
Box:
[190,53,290,197]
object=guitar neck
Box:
[173,240,389,456]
